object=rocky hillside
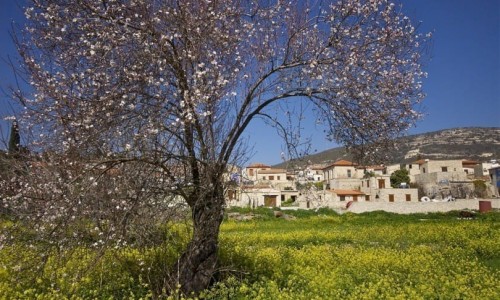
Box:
[274,127,500,168]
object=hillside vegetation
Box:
[274,127,500,168]
[1,209,499,299]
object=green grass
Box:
[1,210,499,299]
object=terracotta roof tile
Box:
[328,189,365,196]
[247,163,271,168]
[462,160,479,166]
[414,159,427,165]
[258,168,287,174]
[323,159,357,169]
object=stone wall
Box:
[347,199,500,214]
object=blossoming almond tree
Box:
[6,0,428,295]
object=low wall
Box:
[347,199,500,214]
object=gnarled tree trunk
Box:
[172,182,225,296]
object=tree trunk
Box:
[171,184,225,296]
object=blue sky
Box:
[1,0,499,164]
[245,0,500,164]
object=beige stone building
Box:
[414,159,473,199]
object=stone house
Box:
[414,159,472,198]
[256,168,289,187]
[387,162,420,182]
[462,160,479,177]
[297,188,365,209]
[360,175,418,202]
[232,184,282,208]
[323,160,360,190]
[243,163,271,183]
[475,160,499,177]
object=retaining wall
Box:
[347,199,500,214]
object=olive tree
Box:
[5,0,428,295]
[390,167,411,188]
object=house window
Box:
[366,195,370,201]
[465,170,469,174]
[389,194,395,202]
[442,167,448,172]
[249,169,254,176]
[339,196,346,201]
[406,194,411,202]
[269,176,274,180]
[262,176,266,180]
[347,170,352,178]
[367,180,370,188]
[277,176,280,180]
[423,168,426,173]
[409,164,412,169]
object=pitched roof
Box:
[247,163,271,168]
[462,160,479,166]
[258,168,287,174]
[323,159,357,169]
[414,159,427,165]
[356,165,385,171]
[328,189,365,196]
[333,159,356,166]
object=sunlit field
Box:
[1,209,499,299]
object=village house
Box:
[360,175,418,203]
[229,163,299,208]
[323,160,360,190]
[255,168,289,187]
[226,156,496,209]
[243,163,271,183]
[298,188,366,209]
[414,159,473,199]
[414,159,466,180]
[227,184,282,208]
[475,160,499,177]
[298,164,325,182]
[462,160,479,178]
[317,159,418,206]
[386,162,420,182]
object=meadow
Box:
[1,209,499,299]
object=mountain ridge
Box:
[273,127,500,168]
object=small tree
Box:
[8,120,20,154]
[390,168,410,188]
[5,0,428,296]
[473,180,487,198]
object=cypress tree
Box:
[8,120,20,153]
